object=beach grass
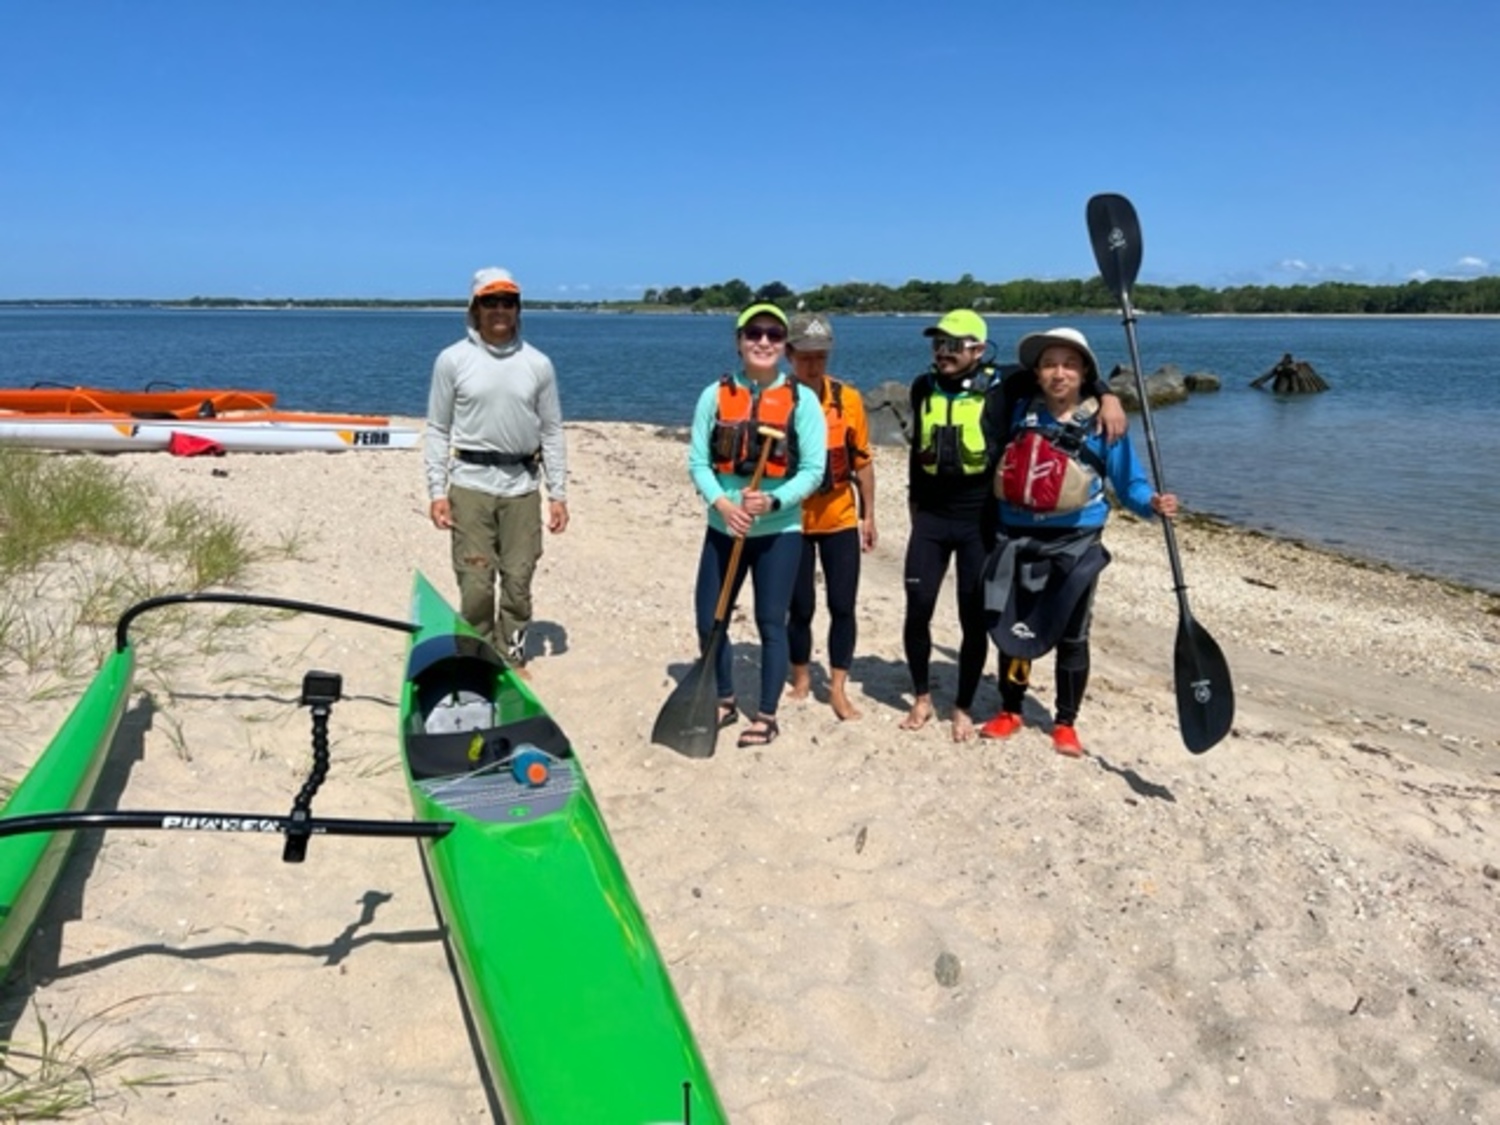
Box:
[0,999,206,1120]
[0,449,258,678]
[0,451,149,574]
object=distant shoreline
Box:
[3,302,1499,321]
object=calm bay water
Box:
[3,307,1498,593]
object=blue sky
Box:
[2,0,1495,300]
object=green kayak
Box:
[0,644,134,979]
[401,572,725,1123]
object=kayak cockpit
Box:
[403,633,573,782]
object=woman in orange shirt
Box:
[785,313,878,720]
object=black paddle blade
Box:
[1086,193,1144,302]
[649,627,727,759]
[1173,613,1235,754]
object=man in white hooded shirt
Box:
[425,267,569,670]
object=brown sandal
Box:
[716,698,739,729]
[735,716,780,748]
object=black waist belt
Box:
[455,448,540,468]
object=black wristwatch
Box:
[769,495,782,512]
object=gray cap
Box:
[787,312,833,352]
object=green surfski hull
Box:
[401,573,725,1124]
[0,646,134,979]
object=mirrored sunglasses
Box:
[931,335,974,355]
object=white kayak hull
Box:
[0,418,421,453]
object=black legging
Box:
[902,509,989,710]
[788,527,861,670]
[997,582,1097,725]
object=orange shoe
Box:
[1052,724,1084,757]
[979,711,1024,740]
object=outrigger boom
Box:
[0,593,450,859]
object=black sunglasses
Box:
[741,325,787,343]
[931,335,974,355]
[477,293,520,310]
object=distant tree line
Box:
[7,274,1497,314]
[640,274,1500,315]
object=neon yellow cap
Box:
[922,309,988,343]
[735,302,790,330]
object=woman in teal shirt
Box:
[687,302,827,747]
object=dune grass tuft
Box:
[0,451,150,575]
[0,449,261,677]
[0,999,210,1120]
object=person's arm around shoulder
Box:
[1087,372,1127,441]
[425,348,459,530]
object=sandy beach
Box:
[3,420,1498,1123]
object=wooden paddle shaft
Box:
[709,425,785,624]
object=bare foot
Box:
[828,671,860,721]
[788,663,812,701]
[829,688,861,721]
[899,696,933,731]
[950,708,976,743]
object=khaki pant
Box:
[448,486,543,663]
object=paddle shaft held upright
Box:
[706,425,784,634]
[1085,195,1188,601]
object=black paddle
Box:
[651,427,784,759]
[1085,193,1235,754]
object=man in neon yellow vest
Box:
[899,310,1123,740]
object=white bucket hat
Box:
[1016,327,1100,379]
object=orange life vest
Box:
[711,377,799,478]
[819,379,863,493]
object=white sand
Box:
[3,421,1498,1122]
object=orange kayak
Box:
[0,386,278,417]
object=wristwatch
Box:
[769,495,782,512]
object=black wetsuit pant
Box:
[788,527,861,671]
[902,509,989,711]
[996,582,1097,726]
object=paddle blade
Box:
[649,628,726,759]
[1173,614,1235,754]
[1085,193,1144,302]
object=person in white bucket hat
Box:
[979,325,1177,757]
